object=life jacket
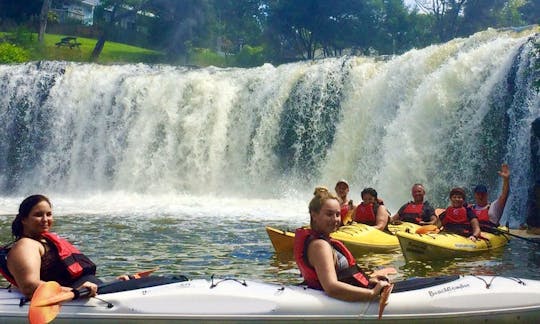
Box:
[0,244,18,286]
[340,204,350,220]
[293,228,369,290]
[41,232,96,279]
[353,203,377,225]
[441,207,469,225]
[400,202,424,224]
[0,234,96,287]
[472,204,490,223]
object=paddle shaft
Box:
[482,225,540,245]
[33,287,90,307]
[31,267,157,307]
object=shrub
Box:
[234,45,266,67]
[0,43,29,63]
[188,47,227,67]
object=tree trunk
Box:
[91,34,107,62]
[38,0,51,43]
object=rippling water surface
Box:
[1,194,539,287]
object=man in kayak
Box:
[0,195,100,298]
[351,188,389,230]
[471,163,510,227]
[334,179,354,225]
[294,187,390,301]
[390,183,437,225]
[438,188,482,241]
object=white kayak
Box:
[1,274,540,323]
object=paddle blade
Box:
[378,283,394,320]
[435,208,445,217]
[132,267,159,279]
[29,281,65,324]
[416,225,440,234]
[371,267,397,277]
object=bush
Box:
[188,47,227,67]
[0,43,29,63]
[234,45,266,67]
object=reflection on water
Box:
[1,213,539,288]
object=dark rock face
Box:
[528,117,540,227]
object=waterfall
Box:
[1,28,539,226]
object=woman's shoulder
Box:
[309,237,332,249]
[9,237,43,255]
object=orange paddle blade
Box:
[435,208,445,217]
[371,267,397,277]
[133,267,159,279]
[29,281,67,324]
[378,283,394,320]
[416,225,440,234]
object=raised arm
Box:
[497,163,510,208]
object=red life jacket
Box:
[400,203,424,224]
[293,228,369,290]
[0,244,18,286]
[340,204,350,219]
[0,234,96,287]
[41,232,96,279]
[441,207,469,225]
[472,204,490,223]
[353,203,377,225]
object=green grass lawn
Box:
[1,32,165,64]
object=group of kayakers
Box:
[294,163,511,301]
[333,163,510,241]
[0,163,511,305]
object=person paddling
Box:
[0,195,99,298]
[334,179,354,225]
[350,188,389,231]
[471,163,510,227]
[390,183,437,225]
[294,187,390,301]
[438,188,482,241]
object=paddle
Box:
[28,267,159,324]
[415,225,440,234]
[482,225,540,245]
[378,283,394,319]
[371,267,397,277]
[29,281,66,324]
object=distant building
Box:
[51,0,100,26]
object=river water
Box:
[1,193,539,287]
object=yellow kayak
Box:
[396,227,510,261]
[266,226,295,253]
[266,222,419,255]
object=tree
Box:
[460,0,508,36]
[213,0,264,50]
[38,0,52,43]
[145,0,214,61]
[0,0,42,21]
[415,0,467,42]
[370,0,413,55]
[266,0,376,60]
[91,0,152,61]
[520,0,540,24]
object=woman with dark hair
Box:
[293,187,390,301]
[351,188,389,230]
[1,195,99,298]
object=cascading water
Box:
[0,28,539,227]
